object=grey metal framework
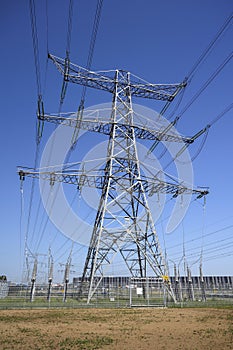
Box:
[38,112,192,143]
[18,168,208,198]
[48,54,186,101]
[18,55,209,304]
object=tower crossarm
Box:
[18,168,209,198]
[39,113,191,143]
[49,54,186,101]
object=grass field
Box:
[0,307,232,349]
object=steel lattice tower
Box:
[19,54,209,303]
[81,70,176,302]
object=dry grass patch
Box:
[0,307,232,349]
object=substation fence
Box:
[0,281,9,299]
[0,276,232,309]
[171,275,233,307]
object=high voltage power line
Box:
[25,0,104,263]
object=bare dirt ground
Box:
[0,307,232,349]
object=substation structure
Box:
[2,275,233,308]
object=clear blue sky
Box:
[0,0,232,282]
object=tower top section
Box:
[49,53,186,101]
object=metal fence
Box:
[0,281,8,299]
[0,276,232,309]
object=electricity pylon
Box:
[18,54,208,303]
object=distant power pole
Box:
[47,249,53,302]
[30,257,37,302]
